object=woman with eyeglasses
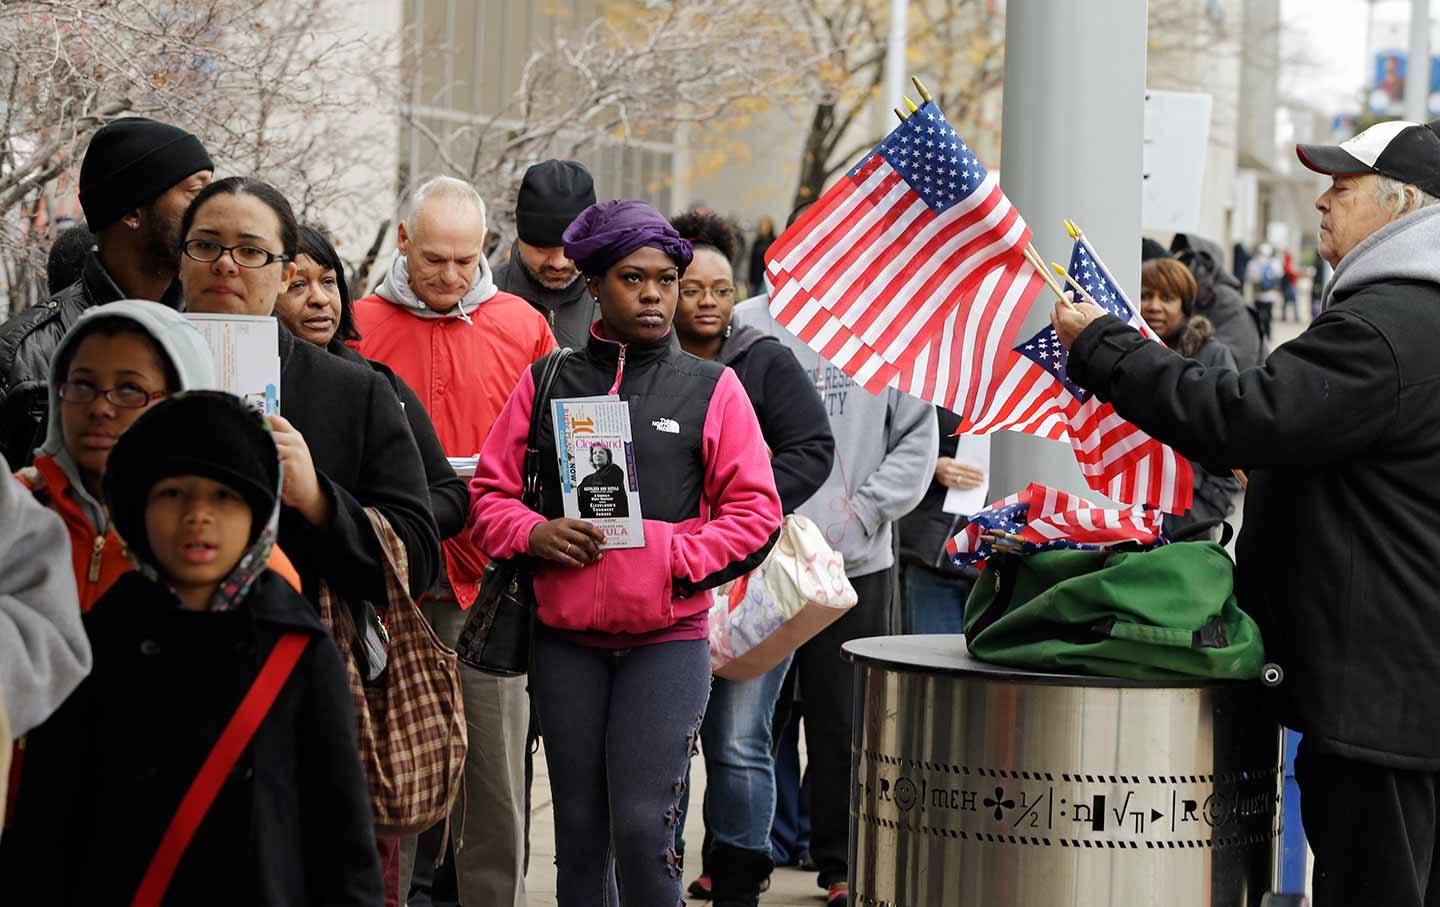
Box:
[178,177,441,609]
[668,209,833,907]
[11,300,302,612]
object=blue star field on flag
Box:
[948,484,1169,569]
[1012,236,1144,403]
[847,100,986,214]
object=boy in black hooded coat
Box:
[0,391,382,906]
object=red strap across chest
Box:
[131,631,310,907]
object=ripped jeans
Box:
[531,628,711,907]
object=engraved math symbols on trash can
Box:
[857,750,1282,849]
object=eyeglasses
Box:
[679,285,736,303]
[183,239,288,269]
[58,381,169,409]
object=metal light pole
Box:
[881,0,910,118]
[988,0,1148,501]
[1407,0,1431,123]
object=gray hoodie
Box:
[1323,203,1440,306]
[35,300,218,534]
[735,296,937,577]
[0,454,89,738]
[374,249,499,323]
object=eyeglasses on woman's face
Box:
[57,380,169,409]
[182,239,288,269]
[678,285,736,304]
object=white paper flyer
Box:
[551,396,645,549]
[942,434,992,516]
[185,314,281,415]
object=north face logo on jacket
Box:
[651,418,679,434]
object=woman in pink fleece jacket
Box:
[469,200,782,907]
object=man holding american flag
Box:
[1054,120,1440,907]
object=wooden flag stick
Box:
[1050,263,1100,307]
[1022,244,1077,310]
[912,76,933,103]
[1058,219,1254,493]
[894,107,907,124]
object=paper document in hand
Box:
[185,314,281,415]
[941,434,991,516]
[447,456,479,479]
[551,397,645,549]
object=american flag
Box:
[958,237,1195,515]
[763,100,1042,411]
[945,483,1167,569]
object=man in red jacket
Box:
[353,176,554,907]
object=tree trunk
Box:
[792,101,838,215]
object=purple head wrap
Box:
[562,199,693,277]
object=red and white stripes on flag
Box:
[1017,483,1165,546]
[763,153,1040,410]
[959,347,1194,516]
[944,482,1165,567]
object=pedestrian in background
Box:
[1245,242,1282,341]
[1280,249,1301,322]
[747,216,776,295]
[470,199,782,907]
[276,222,472,904]
[669,208,833,907]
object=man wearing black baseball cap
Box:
[0,117,212,467]
[1049,119,1440,905]
[493,159,598,348]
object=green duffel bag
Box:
[963,531,1264,682]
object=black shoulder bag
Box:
[456,348,572,676]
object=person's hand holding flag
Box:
[1049,292,1109,349]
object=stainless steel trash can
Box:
[844,635,1282,907]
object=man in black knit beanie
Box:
[0,117,213,467]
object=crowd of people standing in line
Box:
[0,113,1271,907]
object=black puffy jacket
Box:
[1070,265,1440,769]
[717,324,834,514]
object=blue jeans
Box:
[531,630,711,907]
[680,655,793,863]
[901,563,975,635]
[770,693,811,866]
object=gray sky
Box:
[1280,0,1371,114]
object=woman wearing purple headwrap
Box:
[469,200,783,906]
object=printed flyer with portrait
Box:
[551,396,645,549]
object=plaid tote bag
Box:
[318,508,467,836]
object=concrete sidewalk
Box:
[526,740,825,906]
